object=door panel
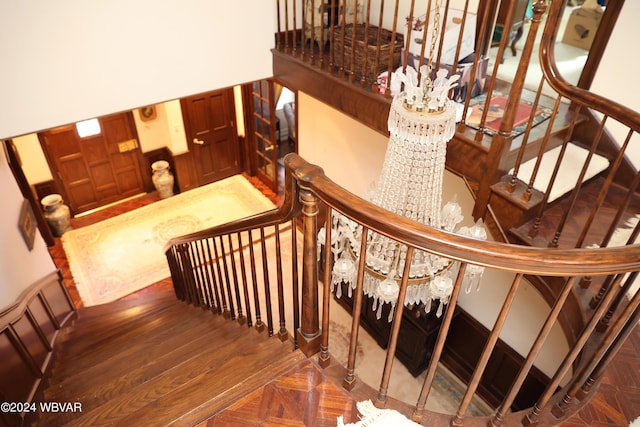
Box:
[40,112,145,214]
[181,88,240,186]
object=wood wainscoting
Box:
[0,271,75,427]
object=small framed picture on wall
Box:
[18,199,37,251]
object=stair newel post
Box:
[296,188,322,356]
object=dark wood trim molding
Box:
[0,271,75,426]
[3,140,55,247]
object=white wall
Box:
[0,0,275,140]
[0,147,57,308]
[0,1,275,309]
[590,1,640,170]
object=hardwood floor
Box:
[45,174,640,426]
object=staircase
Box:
[33,283,306,426]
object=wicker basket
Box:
[333,24,404,82]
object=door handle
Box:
[193,138,204,145]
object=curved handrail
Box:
[539,0,640,132]
[286,153,640,277]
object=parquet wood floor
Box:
[46,175,639,426]
[197,361,360,427]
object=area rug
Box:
[62,175,275,306]
[466,91,552,137]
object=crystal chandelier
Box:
[319,63,487,322]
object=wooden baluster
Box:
[276,0,283,51]
[319,207,332,367]
[319,0,326,69]
[384,0,400,97]
[412,264,467,423]
[195,240,214,309]
[291,218,300,349]
[187,243,204,307]
[284,0,291,54]
[401,0,415,77]
[292,0,298,57]
[359,0,372,87]
[520,96,562,203]
[297,189,322,356]
[553,287,640,417]
[347,0,358,82]
[301,0,307,60]
[419,0,432,74]
[328,0,337,72]
[523,274,624,426]
[596,226,640,330]
[212,236,231,318]
[375,246,413,406]
[343,227,368,391]
[575,302,640,402]
[451,273,524,426]
[445,0,471,81]
[227,234,245,324]
[490,277,578,426]
[526,103,582,239]
[180,243,198,306]
[575,129,634,248]
[594,170,640,250]
[219,236,236,320]
[457,0,492,120]
[205,238,223,314]
[369,0,385,93]
[310,0,316,65]
[597,271,639,331]
[507,78,546,193]
[168,246,186,301]
[248,230,265,332]
[338,0,347,78]
[237,231,254,328]
[549,116,608,247]
[260,227,274,336]
[275,224,289,341]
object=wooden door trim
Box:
[3,140,55,246]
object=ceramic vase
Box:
[151,160,175,199]
[41,194,72,236]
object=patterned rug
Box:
[62,175,275,306]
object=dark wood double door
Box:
[40,112,147,215]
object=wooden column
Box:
[296,188,322,356]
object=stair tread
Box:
[45,332,297,426]
[45,311,223,396]
[38,288,302,427]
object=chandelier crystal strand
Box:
[320,0,487,321]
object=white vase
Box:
[151,160,175,199]
[41,194,72,237]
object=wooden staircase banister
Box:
[286,153,640,276]
[539,0,640,133]
[165,152,640,425]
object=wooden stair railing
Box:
[274,1,635,249]
[165,153,639,426]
